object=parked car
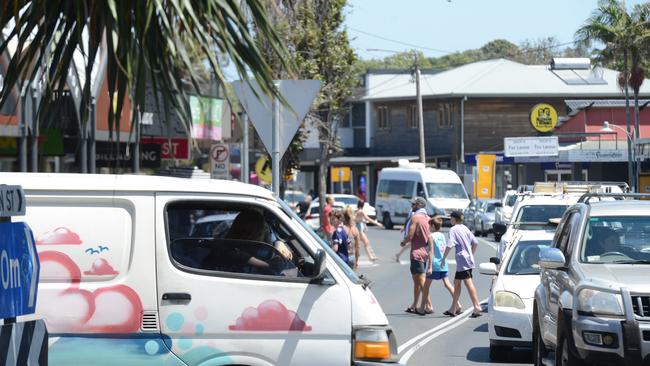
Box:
[533,193,650,366]
[479,231,554,361]
[463,199,480,232]
[304,201,346,230]
[473,199,500,237]
[313,194,377,220]
[284,189,307,211]
[6,173,401,366]
[495,190,518,224]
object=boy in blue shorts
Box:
[421,216,461,314]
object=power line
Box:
[349,25,582,59]
[348,26,453,54]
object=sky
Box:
[345,0,648,60]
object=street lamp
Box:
[600,121,636,192]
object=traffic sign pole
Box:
[272,84,281,195]
[241,112,249,184]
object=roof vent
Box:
[141,311,159,331]
[550,58,591,70]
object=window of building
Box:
[376,106,389,130]
[408,105,417,129]
[438,104,454,128]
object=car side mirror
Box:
[313,249,326,278]
[479,262,498,275]
[492,222,507,236]
[489,256,501,265]
[539,248,566,269]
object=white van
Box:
[3,173,401,366]
[375,161,469,228]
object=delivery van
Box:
[375,161,470,228]
[3,173,400,366]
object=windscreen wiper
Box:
[612,259,650,264]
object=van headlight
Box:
[353,327,398,362]
[495,291,525,309]
[577,289,623,316]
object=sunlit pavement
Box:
[360,227,532,366]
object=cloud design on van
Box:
[36,227,82,245]
[83,258,119,276]
[229,300,312,331]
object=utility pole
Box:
[414,53,426,164]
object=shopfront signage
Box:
[529,103,558,133]
[504,136,559,157]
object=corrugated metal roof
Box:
[565,99,650,113]
[361,59,650,101]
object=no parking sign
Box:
[210,144,231,180]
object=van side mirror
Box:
[313,249,326,278]
[479,262,498,275]
[539,248,566,269]
[489,256,501,265]
[492,222,507,236]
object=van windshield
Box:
[426,183,468,199]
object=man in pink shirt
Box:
[400,197,432,315]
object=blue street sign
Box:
[0,222,39,319]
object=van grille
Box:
[631,296,650,317]
[141,311,159,331]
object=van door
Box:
[154,194,352,366]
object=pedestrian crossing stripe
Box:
[0,319,48,366]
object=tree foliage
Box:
[354,37,590,72]
[0,1,292,140]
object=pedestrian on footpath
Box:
[395,197,428,262]
[400,197,431,315]
[441,211,482,318]
[420,215,461,315]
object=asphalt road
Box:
[357,226,533,366]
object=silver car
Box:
[473,199,500,237]
[533,193,650,366]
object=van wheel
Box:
[382,213,394,230]
[489,344,511,361]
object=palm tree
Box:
[575,0,650,192]
[0,1,292,142]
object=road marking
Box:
[397,298,489,363]
[478,236,498,250]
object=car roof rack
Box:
[578,193,650,204]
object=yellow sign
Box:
[476,154,496,199]
[255,155,272,184]
[331,167,351,182]
[530,103,558,133]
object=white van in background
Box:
[375,161,470,229]
[3,173,401,366]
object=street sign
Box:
[0,222,39,318]
[255,156,272,184]
[231,80,321,159]
[210,144,231,180]
[0,185,25,217]
[504,136,559,157]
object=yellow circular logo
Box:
[255,155,272,184]
[530,103,558,133]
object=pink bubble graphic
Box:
[83,258,119,276]
[36,227,83,245]
[229,300,311,331]
[194,307,208,321]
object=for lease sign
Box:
[504,136,559,157]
